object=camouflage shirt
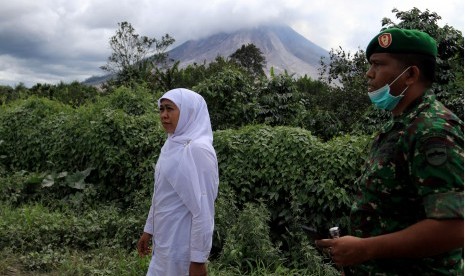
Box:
[349,90,464,275]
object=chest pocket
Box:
[364,122,410,193]
[371,128,402,168]
[374,132,399,161]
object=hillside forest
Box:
[0,8,463,276]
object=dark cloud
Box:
[0,0,462,87]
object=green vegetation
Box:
[0,8,462,275]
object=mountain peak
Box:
[168,24,329,78]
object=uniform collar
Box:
[381,90,435,133]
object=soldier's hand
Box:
[316,235,370,266]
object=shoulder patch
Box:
[420,132,450,167]
[425,145,447,166]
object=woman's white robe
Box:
[143,88,219,276]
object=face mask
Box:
[368,66,411,111]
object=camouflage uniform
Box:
[349,90,464,275]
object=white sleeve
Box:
[169,143,218,263]
[143,200,154,235]
[144,171,157,235]
[189,146,218,262]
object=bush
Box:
[0,97,72,171]
[0,104,370,251]
[0,247,150,275]
[0,202,145,253]
[0,89,162,205]
[214,125,370,237]
[219,202,282,271]
[194,67,258,130]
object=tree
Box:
[194,66,258,130]
[229,43,266,79]
[101,21,175,88]
[0,85,17,105]
[318,7,464,137]
[29,81,99,107]
[317,47,372,136]
[147,61,181,92]
[256,73,306,127]
[318,47,368,92]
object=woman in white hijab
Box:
[137,88,219,276]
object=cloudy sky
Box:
[0,0,463,87]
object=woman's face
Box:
[159,99,180,134]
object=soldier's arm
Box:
[317,218,463,266]
[362,218,463,259]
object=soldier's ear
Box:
[405,66,420,85]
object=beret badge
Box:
[378,33,392,48]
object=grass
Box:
[0,201,339,276]
[0,248,149,276]
[1,248,339,276]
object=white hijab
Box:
[157,88,217,217]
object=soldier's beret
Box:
[366,28,437,59]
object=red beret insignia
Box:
[378,33,392,48]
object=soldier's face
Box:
[366,53,408,97]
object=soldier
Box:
[316,28,464,275]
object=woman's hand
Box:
[137,232,152,257]
[189,262,207,276]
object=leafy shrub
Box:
[219,202,282,272]
[0,171,45,205]
[283,230,340,275]
[29,81,100,107]
[211,183,240,258]
[0,203,145,253]
[0,85,18,105]
[0,89,163,205]
[104,85,156,116]
[256,74,306,127]
[53,249,149,276]
[194,67,258,130]
[0,97,72,171]
[15,248,149,275]
[0,96,370,233]
[214,125,370,235]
